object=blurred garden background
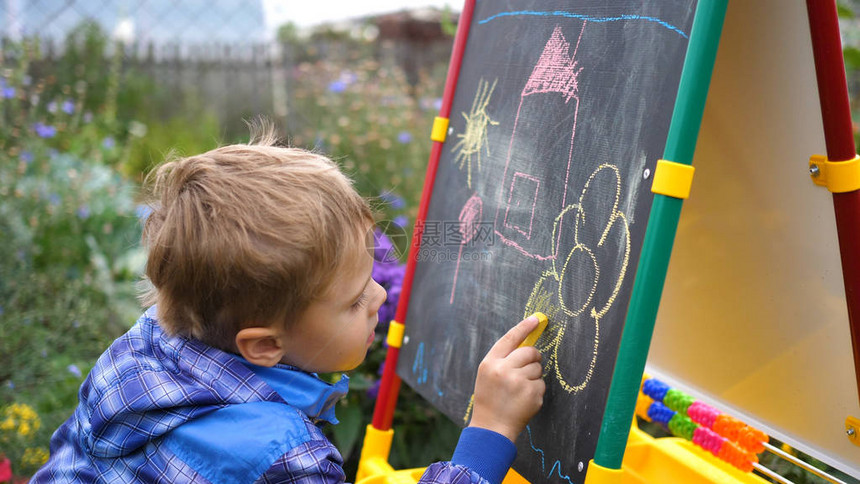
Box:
[2,0,860,482]
[0,0,461,479]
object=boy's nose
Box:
[371,280,387,311]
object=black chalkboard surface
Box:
[396,2,697,482]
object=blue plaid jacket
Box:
[32,309,515,483]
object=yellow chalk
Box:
[519,312,548,348]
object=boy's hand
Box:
[468,316,546,442]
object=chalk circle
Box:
[590,217,630,319]
[458,194,484,243]
[558,244,598,317]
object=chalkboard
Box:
[396,2,697,482]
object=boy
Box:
[33,126,545,483]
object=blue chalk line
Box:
[412,342,428,385]
[478,11,689,39]
[525,425,575,484]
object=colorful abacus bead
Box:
[647,401,675,425]
[687,401,719,428]
[714,414,744,443]
[642,378,670,402]
[736,426,768,454]
[664,388,696,415]
[667,413,697,441]
[716,439,757,473]
[692,426,725,456]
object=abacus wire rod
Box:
[753,463,794,484]
[763,442,848,484]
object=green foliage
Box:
[839,1,857,19]
[286,57,443,226]
[1,15,458,479]
[0,35,143,478]
[441,6,459,37]
[124,110,222,177]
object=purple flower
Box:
[372,229,396,263]
[67,364,82,378]
[328,80,347,93]
[0,305,4,316]
[19,151,33,164]
[62,99,74,114]
[47,101,57,113]
[77,205,90,219]
[2,87,15,99]
[393,215,409,228]
[371,232,405,326]
[379,192,405,210]
[433,98,443,110]
[367,379,381,400]
[33,122,56,138]
[397,131,412,144]
[48,193,61,206]
[102,136,115,149]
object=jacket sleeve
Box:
[421,427,517,484]
[256,427,515,484]
[255,438,347,484]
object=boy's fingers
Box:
[506,346,542,368]
[487,316,539,359]
[519,361,544,380]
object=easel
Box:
[357,1,860,482]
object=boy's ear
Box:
[235,326,286,367]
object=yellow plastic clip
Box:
[651,159,695,199]
[846,416,860,447]
[386,320,405,348]
[430,116,449,143]
[809,154,860,193]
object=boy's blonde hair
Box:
[140,125,374,350]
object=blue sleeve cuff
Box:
[451,427,517,484]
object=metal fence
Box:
[1,0,455,137]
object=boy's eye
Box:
[351,293,368,310]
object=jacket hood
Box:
[78,308,347,458]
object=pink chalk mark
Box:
[523,25,584,103]
[503,172,540,239]
[494,22,586,260]
[451,194,483,304]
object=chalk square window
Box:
[503,172,540,239]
